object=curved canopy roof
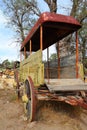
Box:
[20,12,81,51]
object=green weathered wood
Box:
[19,50,44,87]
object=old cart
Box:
[14,12,87,121]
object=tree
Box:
[44,0,57,13]
[52,0,87,61]
[2,59,10,68]
[2,59,15,69]
[1,0,41,43]
[49,53,57,61]
[70,0,87,61]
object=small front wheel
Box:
[23,77,37,122]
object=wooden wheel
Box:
[24,76,37,122]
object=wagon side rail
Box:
[36,87,87,110]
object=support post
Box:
[76,31,79,78]
[30,40,32,55]
[40,26,43,50]
[58,43,60,78]
[47,47,50,83]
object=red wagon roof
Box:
[21,12,81,51]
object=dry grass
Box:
[36,100,82,121]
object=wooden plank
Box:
[76,31,79,78]
[45,79,87,92]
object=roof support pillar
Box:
[29,40,32,55]
[76,31,79,78]
[47,47,50,83]
[58,43,60,78]
[40,26,43,50]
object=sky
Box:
[0,0,72,63]
[0,10,20,63]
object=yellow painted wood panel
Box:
[19,50,44,87]
[78,63,84,80]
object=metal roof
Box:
[20,12,81,51]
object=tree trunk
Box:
[44,0,57,13]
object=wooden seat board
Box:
[45,79,87,92]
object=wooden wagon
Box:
[14,12,87,121]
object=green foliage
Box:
[2,59,14,69]
[49,53,57,61]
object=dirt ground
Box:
[0,78,87,130]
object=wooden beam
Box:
[76,31,79,78]
[47,47,50,83]
[40,26,43,50]
[58,43,60,78]
[30,40,32,55]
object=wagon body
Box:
[19,49,44,86]
[15,12,87,121]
